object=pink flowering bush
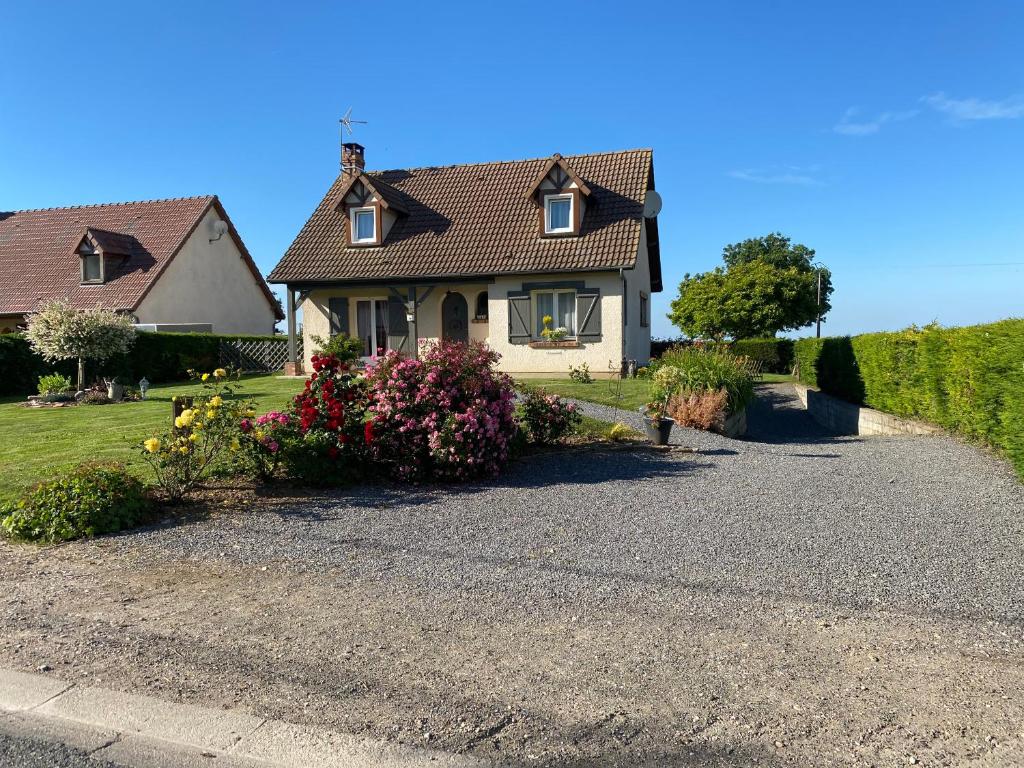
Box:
[363,341,518,481]
[521,389,582,444]
[237,411,294,481]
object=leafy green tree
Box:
[669,233,832,339]
[26,301,136,389]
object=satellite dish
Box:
[643,190,663,219]
[213,220,229,236]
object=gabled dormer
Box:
[333,143,408,247]
[76,228,133,285]
[525,153,592,238]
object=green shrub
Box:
[794,320,1024,479]
[310,332,363,364]
[730,338,795,374]
[1,463,150,543]
[659,346,755,412]
[37,373,73,395]
[568,363,593,384]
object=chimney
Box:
[342,142,365,175]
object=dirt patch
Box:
[2,512,1022,767]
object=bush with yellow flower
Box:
[141,367,251,501]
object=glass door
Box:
[356,299,390,359]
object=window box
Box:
[528,340,581,349]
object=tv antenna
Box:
[339,107,367,140]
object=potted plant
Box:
[539,315,568,341]
[642,365,684,445]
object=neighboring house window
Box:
[350,207,376,243]
[355,298,389,357]
[80,243,102,283]
[534,289,575,337]
[475,291,488,321]
[544,194,573,234]
[640,292,649,328]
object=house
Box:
[0,196,283,334]
[269,143,662,377]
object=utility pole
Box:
[815,269,822,338]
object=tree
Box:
[668,233,832,339]
[26,301,137,389]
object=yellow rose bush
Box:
[141,368,251,501]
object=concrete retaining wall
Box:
[792,383,940,437]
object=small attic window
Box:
[545,194,573,234]
[80,242,103,283]
[350,207,376,244]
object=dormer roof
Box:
[524,153,592,199]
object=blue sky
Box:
[2,1,1021,338]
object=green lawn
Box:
[760,372,796,383]
[519,378,652,411]
[0,375,305,501]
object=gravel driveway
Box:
[2,384,1023,766]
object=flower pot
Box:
[106,382,124,402]
[645,417,674,445]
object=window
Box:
[474,291,488,321]
[544,194,573,234]
[80,243,102,283]
[534,289,575,337]
[640,292,649,328]
[355,298,390,357]
[350,207,376,243]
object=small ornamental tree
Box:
[25,301,136,389]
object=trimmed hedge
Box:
[730,338,794,374]
[0,332,287,396]
[794,321,1024,479]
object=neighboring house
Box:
[269,143,662,376]
[0,196,283,334]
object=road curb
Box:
[0,667,483,767]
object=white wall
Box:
[622,224,653,363]
[135,208,279,335]
[300,272,624,377]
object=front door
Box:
[441,292,469,344]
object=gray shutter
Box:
[508,294,531,344]
[387,296,409,354]
[328,297,349,336]
[576,289,601,342]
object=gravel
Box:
[3,383,1023,766]
[128,383,1024,623]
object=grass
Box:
[574,415,640,440]
[0,375,304,501]
[520,378,652,411]
[760,372,796,383]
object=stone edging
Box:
[792,383,941,437]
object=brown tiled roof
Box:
[0,196,283,319]
[269,148,656,284]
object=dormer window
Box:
[80,242,103,284]
[351,207,376,243]
[545,194,573,234]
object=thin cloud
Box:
[728,166,823,186]
[833,106,918,136]
[923,92,1024,121]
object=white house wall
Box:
[302,272,625,377]
[622,224,653,364]
[135,208,279,335]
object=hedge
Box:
[0,332,288,396]
[794,320,1024,479]
[729,338,794,374]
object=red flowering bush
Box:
[521,389,582,443]
[364,341,517,481]
[284,353,369,483]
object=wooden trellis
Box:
[219,338,302,372]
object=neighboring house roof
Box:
[0,196,284,319]
[270,148,661,288]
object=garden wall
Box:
[0,332,293,396]
[793,320,1024,478]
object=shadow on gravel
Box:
[499,741,785,768]
[743,385,862,446]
